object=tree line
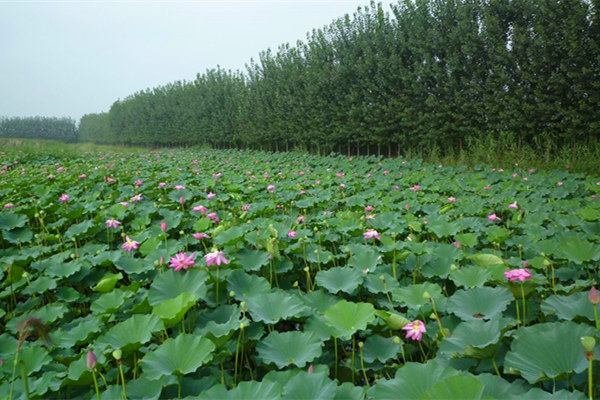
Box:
[0,116,78,143]
[76,0,599,156]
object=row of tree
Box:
[80,0,599,156]
[0,117,78,143]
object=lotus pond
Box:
[1,148,599,399]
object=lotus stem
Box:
[520,283,526,325]
[92,370,100,400]
[9,350,19,400]
[351,335,356,384]
[118,362,128,399]
[430,297,447,338]
[334,338,338,380]
[588,359,593,400]
[177,375,182,399]
[593,305,599,331]
[491,358,501,377]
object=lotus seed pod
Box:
[179,230,184,235]
[112,349,122,360]
[581,336,596,351]
[229,291,235,297]
[393,336,401,344]
[422,291,432,300]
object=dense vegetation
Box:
[78,0,599,162]
[0,146,599,399]
[0,117,78,143]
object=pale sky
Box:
[0,0,396,122]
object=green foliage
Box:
[0,116,77,142]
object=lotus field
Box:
[2,148,600,399]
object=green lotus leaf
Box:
[556,235,600,264]
[449,267,492,288]
[213,226,245,246]
[504,321,596,383]
[257,331,323,368]
[454,233,478,247]
[301,289,340,313]
[92,272,123,293]
[45,258,85,278]
[125,377,164,400]
[148,268,208,306]
[447,287,513,321]
[315,266,364,294]
[7,302,68,334]
[245,290,309,324]
[64,219,97,239]
[114,255,155,274]
[419,374,484,399]
[3,226,33,244]
[473,373,531,399]
[139,236,162,257]
[467,253,504,267]
[363,272,399,294]
[235,249,271,271]
[347,244,380,270]
[90,288,134,314]
[199,380,283,400]
[282,370,337,400]
[324,300,375,340]
[0,212,28,230]
[195,304,246,338]
[541,291,596,322]
[335,382,365,400]
[152,292,198,326]
[438,319,505,360]
[53,315,103,348]
[140,333,215,379]
[426,217,460,238]
[362,335,401,363]
[392,282,444,310]
[16,344,52,375]
[23,276,57,295]
[369,360,459,399]
[97,314,164,352]
[227,269,271,300]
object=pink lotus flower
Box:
[175,185,186,190]
[287,230,297,238]
[297,216,306,224]
[483,186,491,190]
[207,192,216,199]
[267,185,275,192]
[405,204,410,211]
[557,182,563,186]
[409,185,420,191]
[447,197,456,203]
[366,214,375,220]
[120,201,129,207]
[3,203,14,209]
[242,205,251,211]
[86,349,97,370]
[106,218,121,228]
[130,194,143,202]
[193,232,210,240]
[504,268,532,282]
[134,179,143,186]
[122,236,139,251]
[205,250,229,266]
[402,320,426,341]
[488,213,501,221]
[169,252,196,271]
[383,170,390,175]
[452,241,461,248]
[59,194,70,202]
[508,201,518,209]
[79,174,87,179]
[340,183,346,188]
[363,229,381,240]
[158,182,166,188]
[106,177,115,183]
[47,174,55,180]
[365,205,374,212]
[179,197,185,204]
[193,205,207,214]
[207,212,219,223]
[160,222,168,232]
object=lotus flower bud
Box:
[86,349,97,370]
[160,222,168,232]
[589,287,599,305]
[582,336,596,352]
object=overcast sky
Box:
[0,0,396,122]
